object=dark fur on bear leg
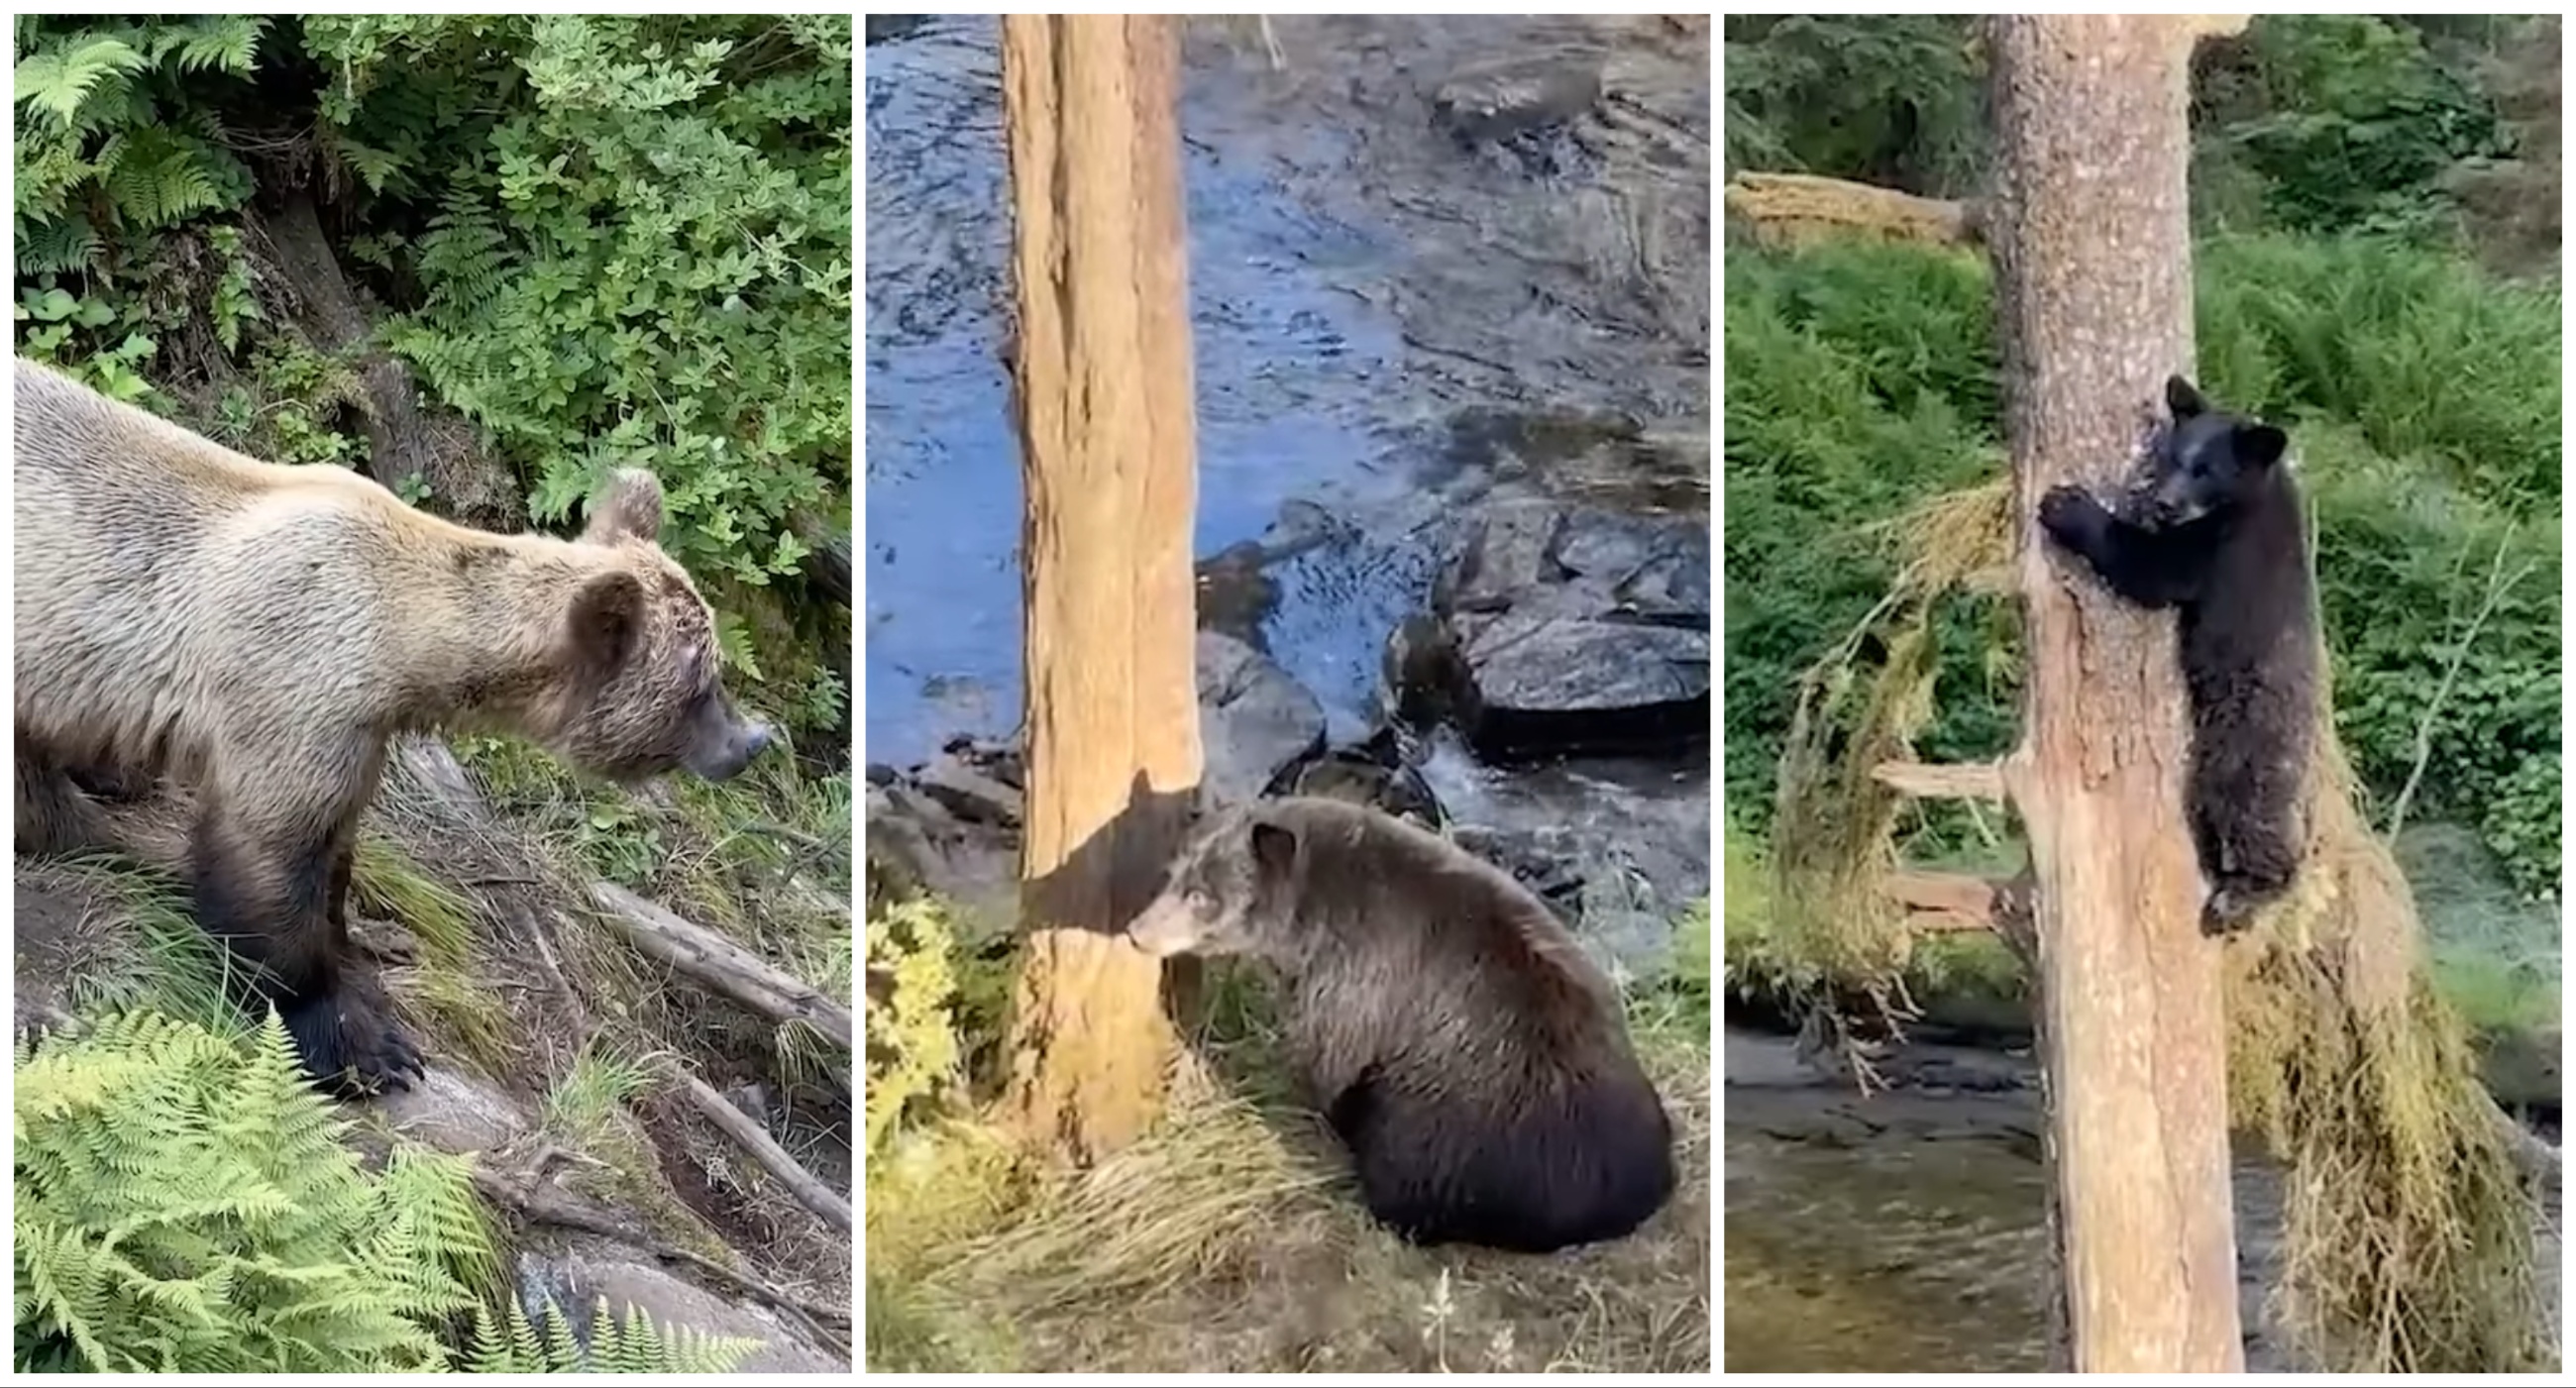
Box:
[277,986,422,1099]
[190,801,423,1096]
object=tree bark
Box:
[1987,14,2248,1373]
[995,14,1205,1163]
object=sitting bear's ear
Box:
[2235,423,2289,471]
[1249,820,1300,887]
[2165,375,2207,420]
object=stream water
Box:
[1724,1029,2564,1372]
[863,16,1714,939]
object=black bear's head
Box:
[2134,375,2289,529]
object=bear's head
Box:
[2133,375,2290,529]
[546,470,775,784]
[1125,801,1305,961]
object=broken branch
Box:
[682,1076,853,1234]
[1874,760,2008,801]
[590,881,853,1050]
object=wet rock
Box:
[1449,822,1587,920]
[863,780,1017,934]
[1194,500,1347,653]
[1431,55,1604,147]
[1198,631,1328,803]
[1195,540,1280,653]
[1265,725,1447,829]
[864,16,931,47]
[1395,498,1710,760]
[912,750,1021,827]
[517,1234,846,1372]
[868,635,1332,912]
[938,734,1023,789]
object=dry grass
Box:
[868,1016,1711,1373]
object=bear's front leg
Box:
[2037,484,2197,609]
[188,798,422,1097]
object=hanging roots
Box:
[1771,479,2012,1039]
[1770,477,2548,1371]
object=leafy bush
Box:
[1721,16,1983,195]
[1723,237,2562,899]
[14,1011,494,1372]
[865,896,964,1154]
[304,16,854,596]
[2199,15,2511,240]
[2195,234,2560,508]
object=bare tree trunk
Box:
[996,14,1205,1162]
[1987,14,2248,1373]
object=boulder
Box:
[1430,55,1604,148]
[1394,498,1709,760]
[1197,631,1328,803]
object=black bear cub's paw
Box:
[279,986,425,1099]
[2036,485,2098,544]
[2199,887,2259,939]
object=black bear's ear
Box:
[2234,423,2289,471]
[1248,819,1300,887]
[2165,375,2207,420]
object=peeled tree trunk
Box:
[996,14,1206,1162]
[1986,13,2249,1373]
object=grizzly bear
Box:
[1126,795,1676,1253]
[14,358,774,1095]
[2037,374,2316,936]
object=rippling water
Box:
[863,15,1709,764]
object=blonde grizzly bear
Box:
[14,357,773,1096]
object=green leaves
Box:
[1727,237,2562,901]
[330,15,852,592]
[13,1012,483,1372]
[13,38,145,128]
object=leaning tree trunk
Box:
[1987,14,2249,1373]
[995,14,1205,1162]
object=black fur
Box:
[2037,375,2315,936]
[1127,796,1676,1253]
[189,804,421,1097]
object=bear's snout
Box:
[687,713,773,782]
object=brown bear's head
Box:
[545,470,774,784]
[1125,799,1311,961]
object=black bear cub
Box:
[2037,374,2316,936]
[1126,796,1676,1254]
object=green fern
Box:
[464,1295,763,1373]
[12,38,145,128]
[13,1010,492,1372]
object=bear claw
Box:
[2199,889,2255,938]
[280,988,425,1099]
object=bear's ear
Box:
[2234,423,2289,472]
[2165,375,2208,420]
[566,570,647,681]
[584,470,665,546]
[1248,819,1300,887]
